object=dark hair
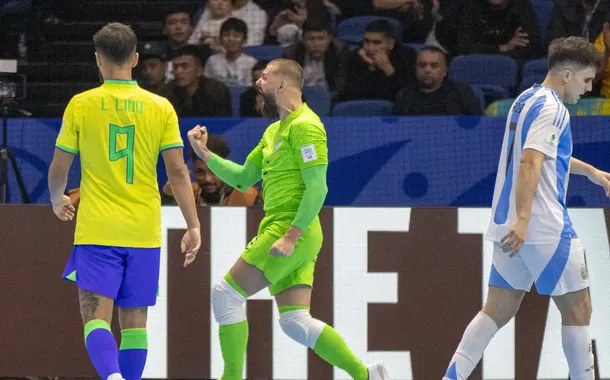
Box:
[252,60,269,73]
[303,18,331,34]
[364,19,396,39]
[93,23,137,65]
[191,134,231,162]
[164,7,193,25]
[171,44,206,67]
[220,17,248,39]
[548,36,604,71]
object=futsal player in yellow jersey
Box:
[47,23,201,380]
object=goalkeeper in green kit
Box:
[187,59,390,380]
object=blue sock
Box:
[119,328,148,380]
[84,320,122,380]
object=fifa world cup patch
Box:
[300,144,318,163]
[545,129,558,147]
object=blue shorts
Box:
[62,245,160,308]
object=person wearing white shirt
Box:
[188,0,232,51]
[231,0,268,46]
[204,17,257,87]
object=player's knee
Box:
[561,292,592,326]
[211,279,247,325]
[279,310,325,349]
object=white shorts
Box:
[489,238,589,296]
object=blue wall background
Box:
[4,116,610,207]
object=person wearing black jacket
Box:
[283,18,347,95]
[547,0,609,45]
[169,45,232,117]
[335,19,417,102]
[393,46,482,115]
[442,0,543,60]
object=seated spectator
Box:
[231,0,269,46]
[441,0,542,59]
[283,18,347,95]
[163,7,212,81]
[393,46,481,115]
[138,41,174,100]
[594,23,610,96]
[267,0,331,47]
[204,18,257,87]
[240,60,268,117]
[548,0,609,45]
[334,0,436,42]
[335,19,417,101]
[170,45,232,117]
[189,0,233,51]
[161,134,263,206]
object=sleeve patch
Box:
[545,129,558,147]
[300,144,318,163]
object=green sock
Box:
[314,325,368,380]
[219,321,249,380]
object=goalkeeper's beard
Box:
[261,92,279,120]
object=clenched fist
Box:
[188,125,209,159]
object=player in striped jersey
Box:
[443,37,610,380]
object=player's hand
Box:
[500,218,528,257]
[589,169,610,198]
[269,236,296,257]
[52,195,76,221]
[187,125,209,155]
[181,227,201,267]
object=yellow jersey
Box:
[56,80,183,248]
[595,33,610,98]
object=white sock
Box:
[443,312,499,380]
[106,373,124,380]
[562,326,595,380]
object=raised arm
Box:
[188,125,262,190]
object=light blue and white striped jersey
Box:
[486,84,577,244]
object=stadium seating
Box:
[302,85,331,116]
[332,99,394,116]
[337,16,404,44]
[519,58,548,92]
[229,86,248,117]
[449,54,518,102]
[243,45,284,61]
[531,0,554,45]
[471,85,487,112]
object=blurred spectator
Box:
[283,18,347,94]
[138,42,174,100]
[231,0,269,46]
[170,45,232,117]
[335,19,417,101]
[594,22,610,96]
[165,7,195,51]
[189,0,233,51]
[267,0,331,47]
[164,7,212,81]
[334,0,436,43]
[393,46,481,115]
[441,0,542,59]
[162,135,263,206]
[548,0,609,45]
[240,60,268,117]
[204,18,257,87]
